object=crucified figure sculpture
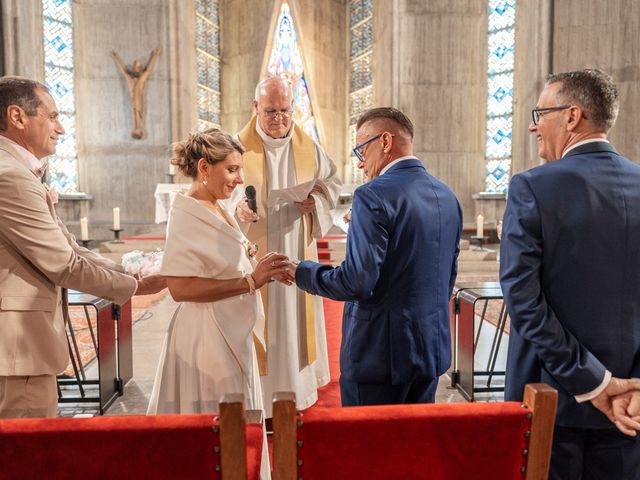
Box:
[111,47,161,139]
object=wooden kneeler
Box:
[220,393,264,480]
[272,383,558,480]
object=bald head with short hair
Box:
[253,76,295,138]
[254,76,293,103]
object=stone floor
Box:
[58,242,504,417]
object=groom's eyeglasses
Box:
[352,133,394,163]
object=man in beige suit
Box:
[0,76,165,418]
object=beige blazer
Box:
[0,144,137,376]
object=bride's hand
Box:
[252,252,290,288]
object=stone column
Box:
[373,0,487,220]
[512,0,553,175]
[553,0,640,163]
[1,0,44,80]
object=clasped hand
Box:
[591,377,640,436]
[251,253,298,287]
[252,252,298,288]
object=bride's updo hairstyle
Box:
[170,128,244,179]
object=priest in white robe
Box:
[230,77,341,416]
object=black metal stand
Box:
[166,172,176,184]
[81,239,91,248]
[470,235,490,251]
[109,228,124,243]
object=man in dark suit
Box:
[288,107,462,406]
[500,69,640,479]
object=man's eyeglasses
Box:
[352,132,394,163]
[531,105,571,125]
[261,108,293,120]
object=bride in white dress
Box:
[148,129,289,478]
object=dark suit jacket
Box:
[296,158,462,385]
[500,141,640,428]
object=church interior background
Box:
[1,0,639,419]
[2,0,638,237]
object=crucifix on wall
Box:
[111,47,161,139]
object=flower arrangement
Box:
[121,250,163,277]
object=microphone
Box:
[245,185,258,219]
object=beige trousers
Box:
[0,375,57,418]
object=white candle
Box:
[80,217,89,241]
[113,207,120,230]
[476,214,484,238]
[169,163,176,175]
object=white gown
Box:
[147,193,270,477]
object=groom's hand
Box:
[273,260,298,286]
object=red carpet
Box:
[305,298,343,410]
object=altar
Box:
[154,183,189,223]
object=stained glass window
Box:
[348,0,373,185]
[195,0,221,131]
[42,0,78,193]
[266,2,319,143]
[485,0,516,193]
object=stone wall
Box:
[373,0,487,221]
[514,0,640,174]
[73,0,172,238]
[5,0,639,235]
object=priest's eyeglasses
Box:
[531,105,571,125]
[262,108,293,120]
[352,133,394,163]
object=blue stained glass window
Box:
[488,28,515,75]
[42,0,77,193]
[350,21,372,58]
[484,0,516,192]
[486,116,513,159]
[351,51,373,92]
[196,0,221,130]
[488,0,516,31]
[486,159,511,192]
[266,2,319,142]
[350,0,373,27]
[349,0,373,185]
[487,73,513,116]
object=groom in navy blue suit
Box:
[290,108,462,406]
[501,69,640,479]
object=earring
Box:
[203,178,208,185]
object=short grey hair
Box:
[0,76,49,131]
[356,107,414,139]
[547,69,619,132]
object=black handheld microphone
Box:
[245,185,258,220]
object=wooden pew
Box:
[273,383,557,480]
[0,394,263,480]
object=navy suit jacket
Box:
[296,159,462,385]
[500,142,640,428]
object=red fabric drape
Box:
[296,402,531,480]
[0,414,262,480]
